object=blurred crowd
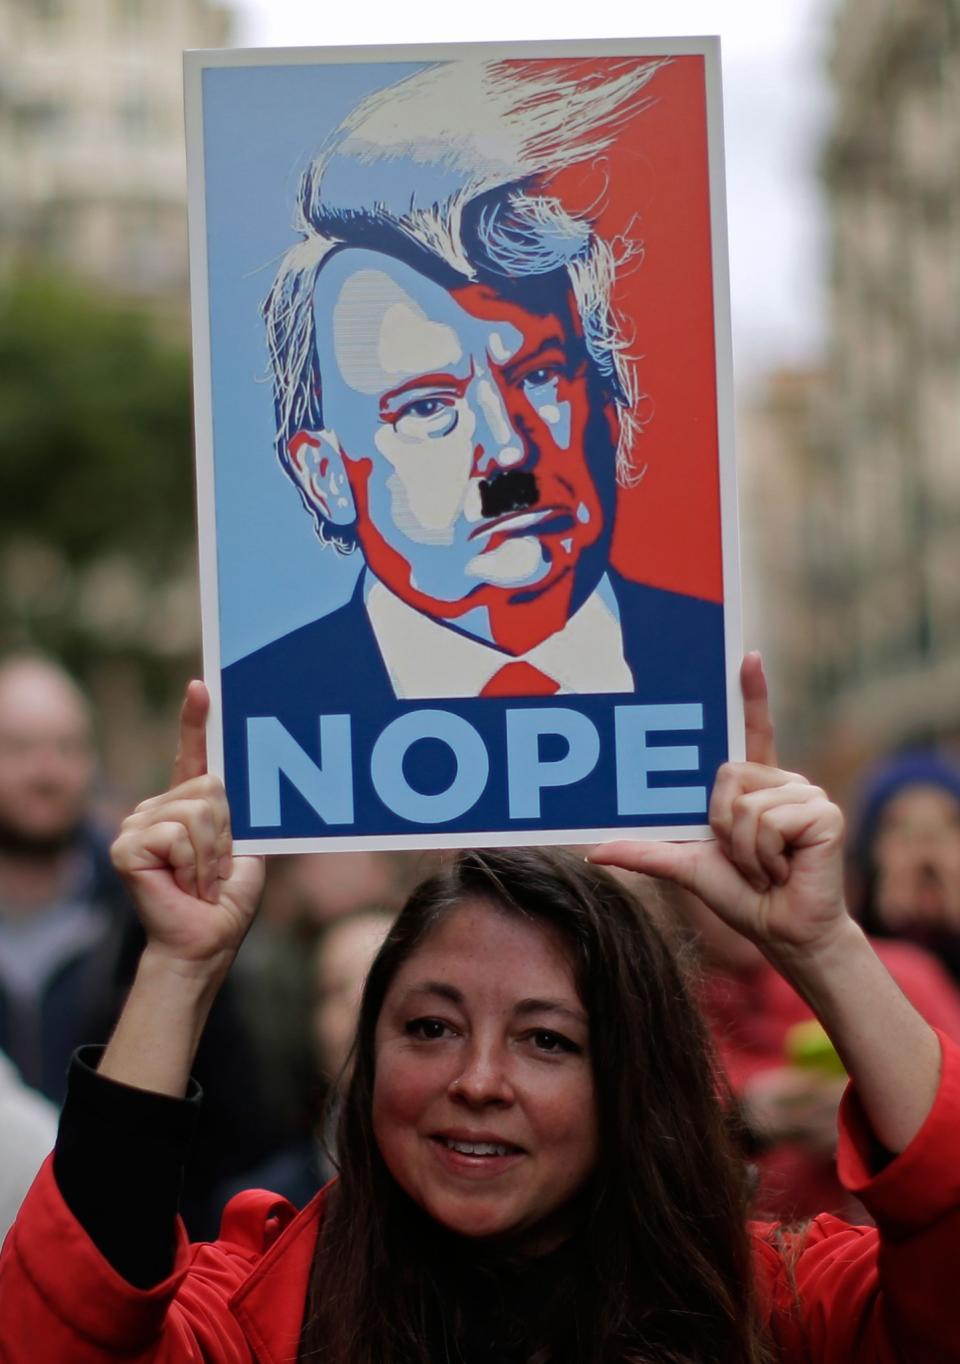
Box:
[2,647,960,1238]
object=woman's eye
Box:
[405,1017,452,1041]
[530,1029,578,1054]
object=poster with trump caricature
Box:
[184,37,743,853]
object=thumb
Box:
[741,652,779,767]
[171,680,210,786]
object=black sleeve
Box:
[52,1046,202,1289]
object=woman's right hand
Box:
[111,680,265,974]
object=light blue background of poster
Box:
[201,61,426,666]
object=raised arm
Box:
[590,655,941,1154]
[101,681,265,1097]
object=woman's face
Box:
[372,900,598,1242]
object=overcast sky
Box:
[227,0,837,383]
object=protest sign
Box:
[184,38,742,851]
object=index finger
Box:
[741,652,778,768]
[171,680,210,786]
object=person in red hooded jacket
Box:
[0,657,958,1364]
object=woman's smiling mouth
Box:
[429,1132,527,1176]
[439,1138,523,1156]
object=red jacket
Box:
[2,1033,959,1364]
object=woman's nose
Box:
[448,1042,515,1106]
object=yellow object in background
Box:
[785,1020,847,1078]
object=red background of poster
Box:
[549,55,724,605]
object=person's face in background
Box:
[296,249,617,655]
[313,910,394,1081]
[372,900,597,1243]
[871,784,960,931]
[0,660,95,854]
[263,852,405,930]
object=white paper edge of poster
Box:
[183,51,224,787]
[704,41,746,776]
[183,34,740,855]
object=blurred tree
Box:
[0,273,194,574]
[0,274,201,799]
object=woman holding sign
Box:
[0,658,956,1363]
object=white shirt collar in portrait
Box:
[363,573,635,699]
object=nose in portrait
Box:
[471,374,540,518]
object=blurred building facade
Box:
[743,0,960,793]
[0,0,230,296]
[0,0,232,805]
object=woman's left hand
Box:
[589,654,849,964]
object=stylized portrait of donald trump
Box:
[204,47,733,843]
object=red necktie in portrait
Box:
[480,662,561,698]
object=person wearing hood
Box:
[849,750,960,983]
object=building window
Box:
[17,98,68,140]
[25,0,64,18]
[115,0,145,28]
[117,95,155,142]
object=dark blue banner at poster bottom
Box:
[228,697,725,843]
[220,638,728,847]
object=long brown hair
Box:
[299,847,771,1363]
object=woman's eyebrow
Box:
[513,998,588,1026]
[400,981,465,1006]
[397,984,586,1026]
